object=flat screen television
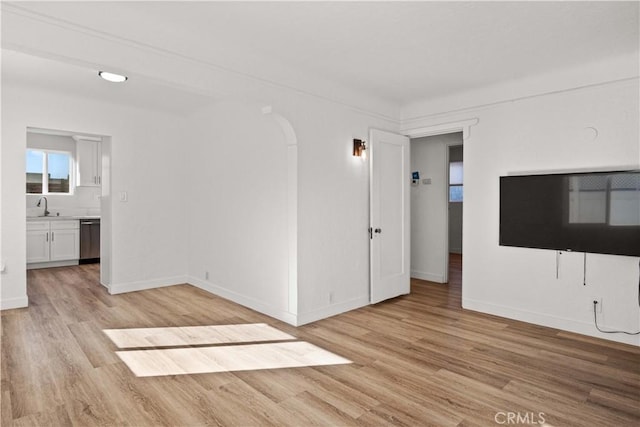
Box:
[500,170,640,257]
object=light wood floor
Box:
[2,256,639,426]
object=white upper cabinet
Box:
[76,138,102,187]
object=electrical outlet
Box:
[329,292,334,304]
[591,297,603,313]
[205,271,209,280]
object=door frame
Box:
[444,141,464,283]
[400,118,477,284]
[24,127,112,291]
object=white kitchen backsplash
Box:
[26,186,101,217]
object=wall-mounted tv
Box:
[500,170,640,257]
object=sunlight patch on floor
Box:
[103,323,295,348]
[104,323,352,377]
[115,341,352,377]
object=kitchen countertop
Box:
[27,215,101,221]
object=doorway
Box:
[368,119,476,304]
[409,132,463,284]
[447,143,464,283]
[447,144,463,255]
[25,127,111,289]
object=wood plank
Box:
[67,320,122,368]
[10,405,72,427]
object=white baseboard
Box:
[109,275,188,295]
[411,270,445,283]
[296,296,370,326]
[462,298,640,346]
[27,260,78,270]
[0,295,28,310]
[187,276,298,326]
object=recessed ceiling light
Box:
[98,71,128,83]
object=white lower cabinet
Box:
[26,227,50,263]
[50,227,80,261]
[27,220,79,265]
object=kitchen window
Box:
[26,149,73,194]
[449,161,463,202]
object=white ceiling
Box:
[2,1,638,110]
[1,50,215,116]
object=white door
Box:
[370,129,410,304]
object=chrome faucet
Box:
[37,196,50,216]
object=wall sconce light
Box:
[353,139,367,158]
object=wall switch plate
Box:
[119,191,128,202]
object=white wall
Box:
[410,133,462,282]
[1,85,27,309]
[1,81,190,308]
[184,95,398,326]
[290,97,396,324]
[404,77,640,345]
[186,101,292,323]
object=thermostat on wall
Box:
[412,171,420,186]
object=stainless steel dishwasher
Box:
[79,219,100,263]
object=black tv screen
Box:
[500,170,640,257]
